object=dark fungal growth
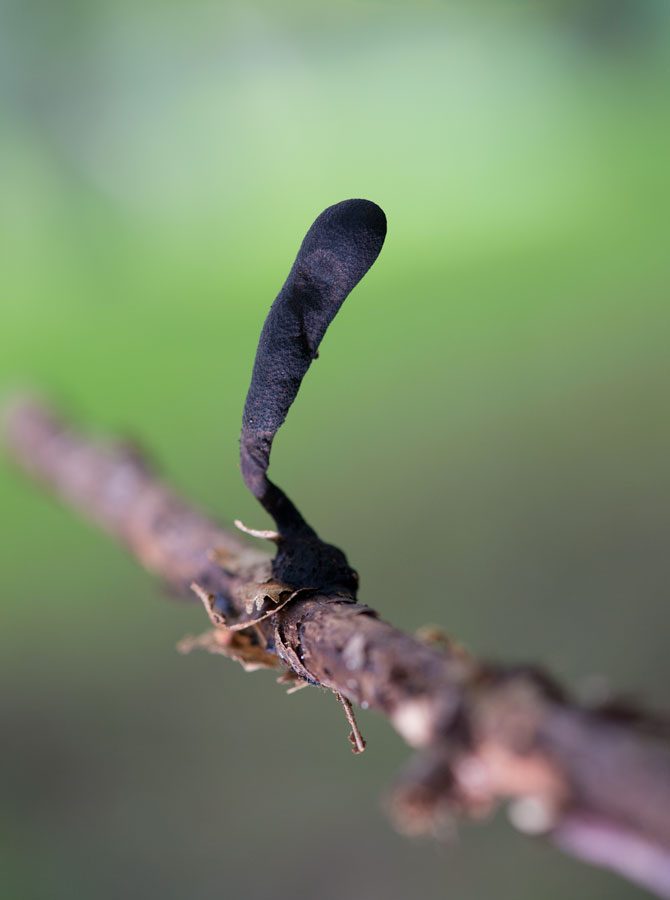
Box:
[240,198,387,593]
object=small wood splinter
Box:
[335,691,367,754]
[234,520,280,541]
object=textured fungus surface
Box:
[240,199,386,591]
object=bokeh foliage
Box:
[1,2,669,898]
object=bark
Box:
[4,396,670,897]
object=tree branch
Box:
[4,396,670,897]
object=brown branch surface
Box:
[4,396,670,897]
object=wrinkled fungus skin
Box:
[240,199,387,592]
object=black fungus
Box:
[239,199,387,592]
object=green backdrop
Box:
[2,2,669,898]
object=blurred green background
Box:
[2,1,669,898]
